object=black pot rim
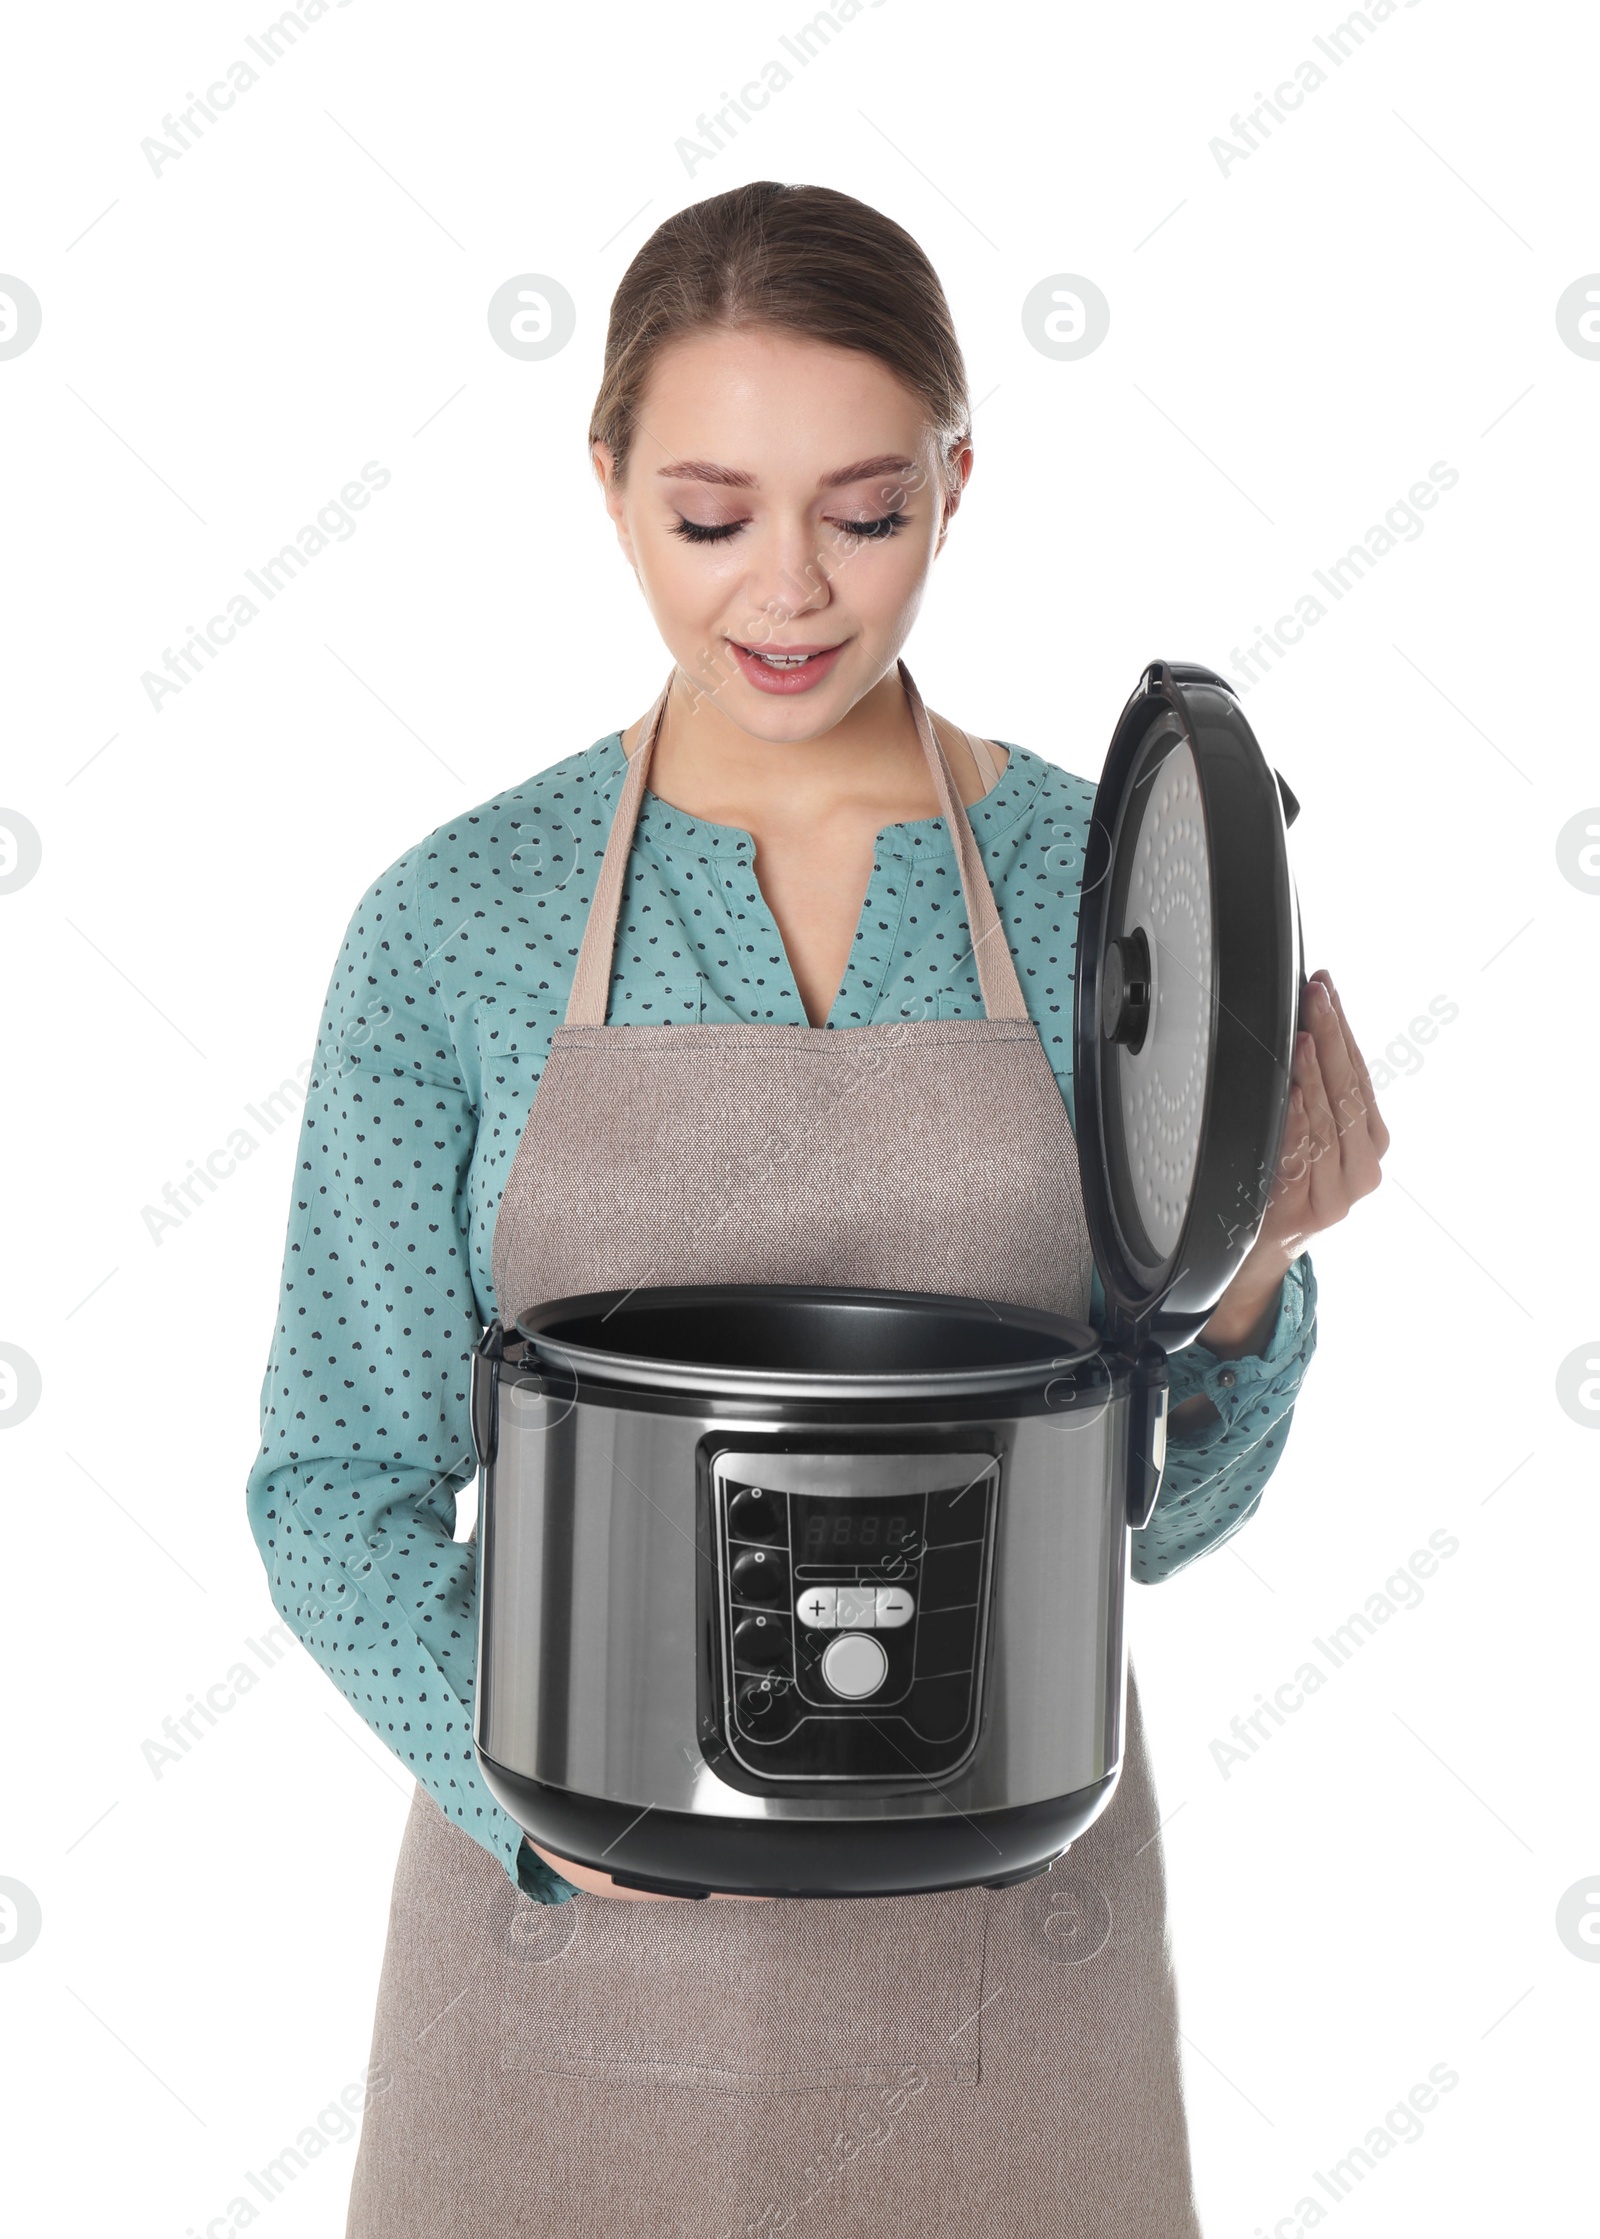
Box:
[512,1280,1104,1403]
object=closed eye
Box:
[671,512,910,546]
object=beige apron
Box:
[345,662,1201,2237]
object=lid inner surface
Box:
[1114,739,1214,1262]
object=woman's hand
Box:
[1190,966,1389,1363]
[525,1840,774,1902]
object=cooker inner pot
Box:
[518,1285,1099,1392]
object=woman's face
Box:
[592,323,971,739]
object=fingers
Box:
[1304,973,1383,1197]
[1309,967,1390,1172]
[1302,976,1360,1141]
[1266,1080,1315,1254]
[527,1841,671,1901]
[1249,967,1389,1266]
[526,1839,774,1902]
[1303,975,1359,1127]
[1255,1042,1317,1254]
[1322,971,1391,1159]
[1295,1028,1347,1228]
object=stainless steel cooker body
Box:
[473,1286,1169,1899]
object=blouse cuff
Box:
[1164,1253,1318,1438]
[1130,1254,1319,1583]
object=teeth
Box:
[749,647,819,667]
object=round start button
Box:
[821,1631,889,1700]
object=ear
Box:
[592,441,639,571]
[933,437,974,557]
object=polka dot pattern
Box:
[1132,1255,1318,1585]
[244,726,1318,1901]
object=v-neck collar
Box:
[590,729,1044,1029]
[592,728,1043,854]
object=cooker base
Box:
[478,1748,1119,1899]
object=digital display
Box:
[803,1511,911,1552]
[793,1494,923,1564]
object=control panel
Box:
[711,1450,999,1782]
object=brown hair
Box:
[588,182,970,498]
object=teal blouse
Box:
[245,725,1318,1904]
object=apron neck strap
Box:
[565,658,1030,1027]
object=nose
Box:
[735,516,839,638]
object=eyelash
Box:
[670,511,910,546]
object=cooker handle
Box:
[1127,1344,1169,1531]
[470,1320,505,1472]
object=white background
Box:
[2,1,1596,2232]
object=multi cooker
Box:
[470,660,1304,1898]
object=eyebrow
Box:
[653,453,918,490]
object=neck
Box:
[626,665,992,824]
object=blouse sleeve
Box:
[243,846,575,1905]
[1123,1254,1320,1584]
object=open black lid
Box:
[1072,662,1305,1352]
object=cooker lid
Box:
[1073,662,1303,1350]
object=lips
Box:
[734,642,840,665]
[727,636,849,694]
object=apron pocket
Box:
[497,1882,991,2094]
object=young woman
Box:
[246,181,1385,2237]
